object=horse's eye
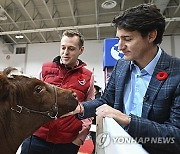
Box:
[35,86,43,93]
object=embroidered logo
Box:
[77,75,86,85]
[156,71,168,81]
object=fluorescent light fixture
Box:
[101,0,117,9]
[15,34,24,39]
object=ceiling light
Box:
[0,14,7,20]
[101,0,117,9]
[15,34,24,39]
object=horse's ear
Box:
[0,75,14,101]
[2,67,19,76]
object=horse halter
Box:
[11,85,59,119]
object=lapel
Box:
[115,60,131,111]
[142,51,170,117]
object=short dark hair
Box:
[94,85,101,92]
[62,30,84,48]
[112,3,165,44]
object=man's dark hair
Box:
[62,30,84,48]
[112,3,165,44]
[94,85,101,92]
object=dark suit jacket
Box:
[81,51,180,154]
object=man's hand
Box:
[60,103,83,117]
[96,104,131,126]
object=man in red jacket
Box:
[21,30,94,154]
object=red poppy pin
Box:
[156,71,168,81]
[77,75,86,85]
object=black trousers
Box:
[21,135,80,154]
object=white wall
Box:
[160,36,171,55]
[80,40,104,88]
[174,36,180,58]
[0,54,25,71]
[0,36,180,89]
[26,42,59,78]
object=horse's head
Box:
[0,67,78,154]
[0,67,78,119]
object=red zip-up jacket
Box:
[34,56,93,144]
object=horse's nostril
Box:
[72,92,78,99]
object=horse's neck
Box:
[0,110,49,154]
[0,111,41,154]
[0,141,17,154]
[0,114,20,154]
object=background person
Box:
[94,85,101,99]
[91,85,102,153]
[74,3,180,154]
[21,30,94,154]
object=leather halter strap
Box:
[11,85,59,119]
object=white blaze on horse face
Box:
[7,70,29,78]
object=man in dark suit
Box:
[72,3,180,154]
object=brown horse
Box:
[0,67,78,154]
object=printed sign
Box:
[103,38,124,70]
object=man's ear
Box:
[79,46,84,55]
[148,30,157,43]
